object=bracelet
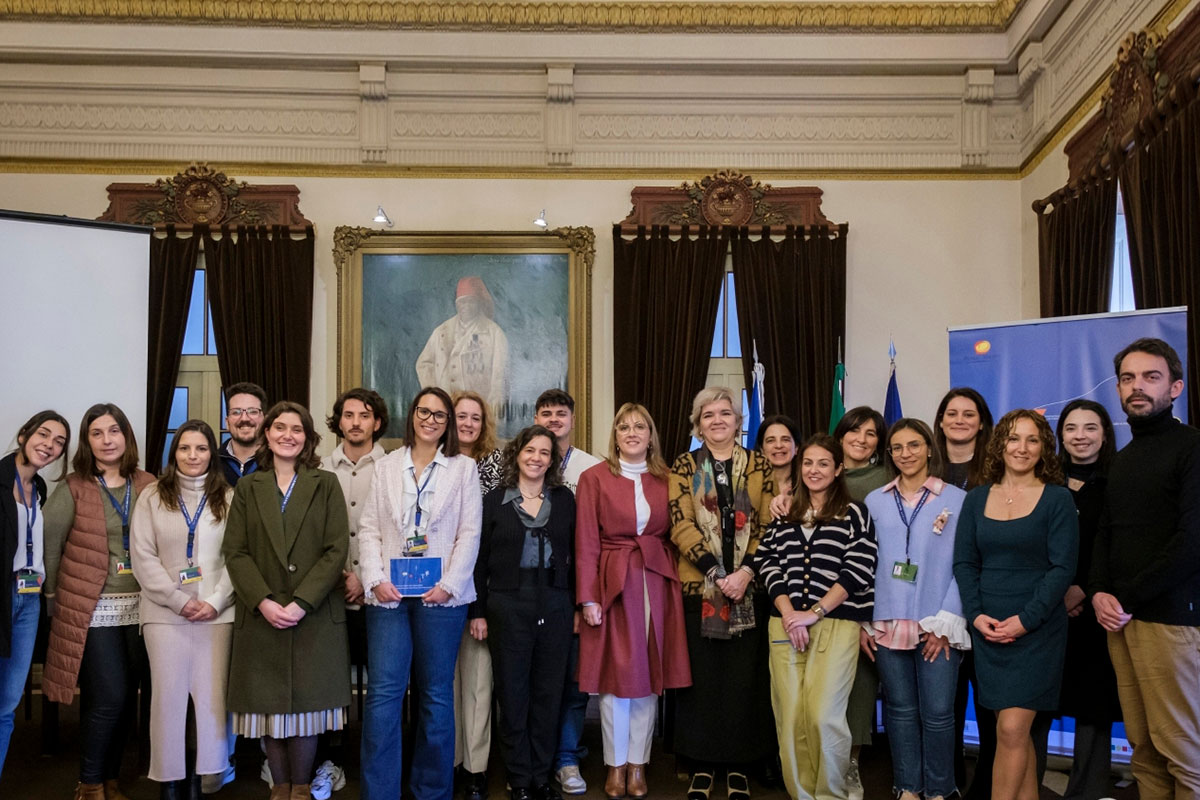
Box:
[813,604,827,620]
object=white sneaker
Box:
[846,758,864,800]
[260,759,274,788]
[556,765,587,795]
[200,764,236,794]
[311,760,347,800]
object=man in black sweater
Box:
[1089,337,1200,800]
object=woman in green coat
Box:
[222,401,351,800]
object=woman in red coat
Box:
[576,403,691,800]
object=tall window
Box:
[693,263,751,449]
[1110,189,1135,312]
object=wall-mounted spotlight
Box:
[533,209,548,228]
[374,205,394,228]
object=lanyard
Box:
[179,495,208,564]
[98,476,132,553]
[892,486,932,564]
[15,477,37,569]
[412,464,435,529]
[279,473,299,513]
[560,446,573,476]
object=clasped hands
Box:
[257,597,307,629]
[779,607,819,651]
[972,613,1026,643]
[179,598,218,622]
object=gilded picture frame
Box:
[333,227,594,450]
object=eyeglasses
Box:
[228,408,263,419]
[414,406,449,424]
[889,441,926,456]
[616,422,648,434]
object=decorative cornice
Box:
[0,0,1025,33]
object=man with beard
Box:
[1090,337,1200,799]
[218,382,267,486]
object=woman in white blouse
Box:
[131,420,235,800]
[356,386,483,800]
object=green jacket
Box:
[222,466,351,714]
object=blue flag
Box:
[747,342,765,447]
[884,339,903,426]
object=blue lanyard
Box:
[279,473,298,513]
[15,477,37,569]
[560,446,573,476]
[179,495,208,564]
[892,486,932,564]
[412,464,435,529]
[98,476,132,553]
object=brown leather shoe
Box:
[73,784,105,800]
[288,784,312,800]
[626,764,648,799]
[604,764,627,799]
[102,780,131,800]
[268,784,291,800]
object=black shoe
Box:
[536,784,563,800]
[464,772,488,800]
[187,773,202,800]
[510,788,532,800]
[160,780,183,800]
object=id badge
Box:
[16,569,42,594]
[405,534,429,555]
[891,560,919,583]
[115,559,134,575]
[179,565,203,585]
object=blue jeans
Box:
[361,601,466,800]
[0,585,40,777]
[554,633,589,770]
[875,644,962,798]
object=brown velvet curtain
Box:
[612,224,729,462]
[1118,90,1200,422]
[1036,175,1118,317]
[730,224,848,437]
[146,225,200,470]
[202,225,315,408]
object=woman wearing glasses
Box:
[357,387,483,800]
[577,404,691,799]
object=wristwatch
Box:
[813,604,827,620]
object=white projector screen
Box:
[0,210,151,471]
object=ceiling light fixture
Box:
[533,209,548,228]
[373,205,394,228]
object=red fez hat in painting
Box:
[455,276,495,319]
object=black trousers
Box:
[78,623,145,783]
[486,579,572,790]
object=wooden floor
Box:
[0,695,1138,800]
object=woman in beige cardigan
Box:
[131,420,235,800]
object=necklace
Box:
[1000,484,1025,505]
[520,488,544,501]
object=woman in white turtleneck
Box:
[131,420,236,800]
[575,404,692,800]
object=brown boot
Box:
[626,764,648,799]
[604,764,627,799]
[288,784,311,800]
[73,784,105,800]
[268,784,291,800]
[102,780,131,800]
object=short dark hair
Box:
[982,409,1064,486]
[224,382,267,409]
[754,414,800,453]
[832,406,887,465]
[403,387,459,455]
[256,401,322,470]
[73,403,140,479]
[1113,337,1184,383]
[327,387,390,442]
[1055,399,1117,474]
[499,424,564,489]
[15,409,72,481]
[882,418,945,480]
[535,389,574,413]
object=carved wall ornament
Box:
[98,163,311,227]
[619,170,835,231]
[0,0,1024,33]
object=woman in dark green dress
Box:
[952,409,1078,800]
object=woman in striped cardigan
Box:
[754,433,877,800]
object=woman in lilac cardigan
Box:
[356,387,482,800]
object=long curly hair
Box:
[981,409,1063,485]
[499,425,564,490]
[452,390,497,461]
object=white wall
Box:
[0,171,1023,450]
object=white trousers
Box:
[453,627,493,773]
[600,693,657,766]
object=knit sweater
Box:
[1088,406,1200,625]
[753,500,877,622]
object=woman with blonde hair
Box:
[577,403,691,799]
[669,386,775,800]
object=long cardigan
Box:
[575,463,691,697]
[43,469,156,703]
[0,453,48,658]
[221,466,351,715]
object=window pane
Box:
[726,272,742,358]
[181,270,205,355]
[161,435,173,473]
[168,386,189,429]
[1110,196,1136,312]
[206,278,218,355]
[711,278,726,358]
[220,390,229,436]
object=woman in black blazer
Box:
[469,425,576,800]
[0,410,70,777]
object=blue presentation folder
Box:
[390,557,442,596]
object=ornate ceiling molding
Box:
[0,0,1024,33]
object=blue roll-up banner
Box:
[949,307,1189,449]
